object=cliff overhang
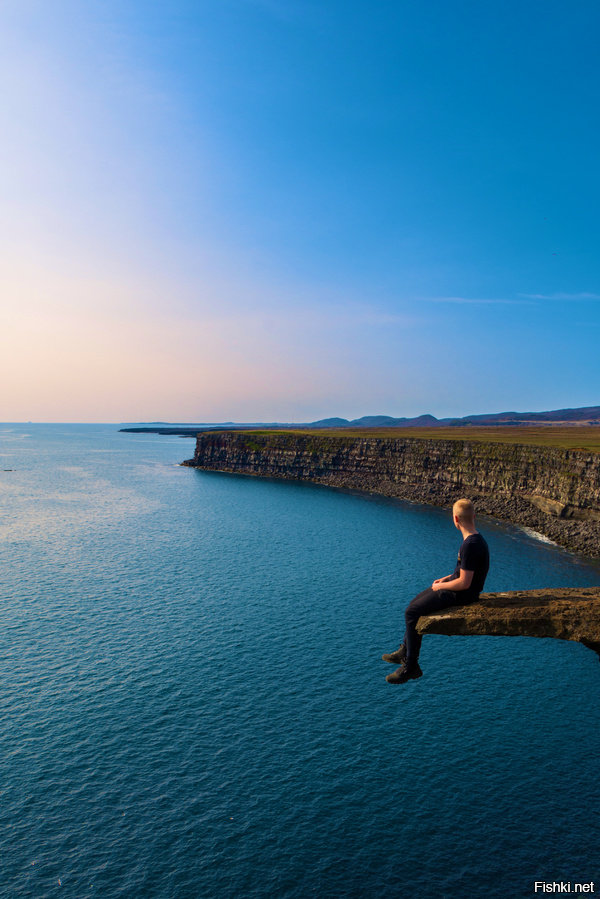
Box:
[417,587,600,659]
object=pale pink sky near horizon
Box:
[2,236,438,422]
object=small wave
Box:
[520,526,558,546]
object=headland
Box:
[183,427,600,558]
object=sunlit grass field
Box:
[244,427,600,452]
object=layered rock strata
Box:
[184,431,600,558]
[417,587,600,659]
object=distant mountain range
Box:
[309,405,600,428]
[120,405,600,435]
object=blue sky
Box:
[1,0,599,421]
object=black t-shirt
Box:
[451,532,489,602]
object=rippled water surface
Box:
[1,424,599,898]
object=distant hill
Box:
[309,417,353,428]
[453,406,600,425]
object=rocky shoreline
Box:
[184,431,600,560]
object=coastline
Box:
[183,430,600,560]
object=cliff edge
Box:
[417,587,600,658]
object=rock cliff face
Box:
[417,587,600,659]
[185,431,600,558]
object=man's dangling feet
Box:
[386,662,423,684]
[381,643,407,664]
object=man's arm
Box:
[432,569,474,592]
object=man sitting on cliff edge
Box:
[382,498,490,684]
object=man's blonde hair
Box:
[453,498,475,524]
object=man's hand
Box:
[432,576,450,591]
[433,570,474,592]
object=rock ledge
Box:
[417,587,600,658]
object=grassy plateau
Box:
[239,426,600,453]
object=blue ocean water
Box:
[1,424,599,899]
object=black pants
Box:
[403,587,461,666]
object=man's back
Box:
[455,532,489,602]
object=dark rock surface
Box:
[417,587,600,658]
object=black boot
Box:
[381,643,407,664]
[386,662,423,684]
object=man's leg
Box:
[386,587,459,684]
[382,587,436,666]
[403,587,458,668]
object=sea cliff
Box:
[184,431,600,558]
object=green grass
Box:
[230,426,600,452]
